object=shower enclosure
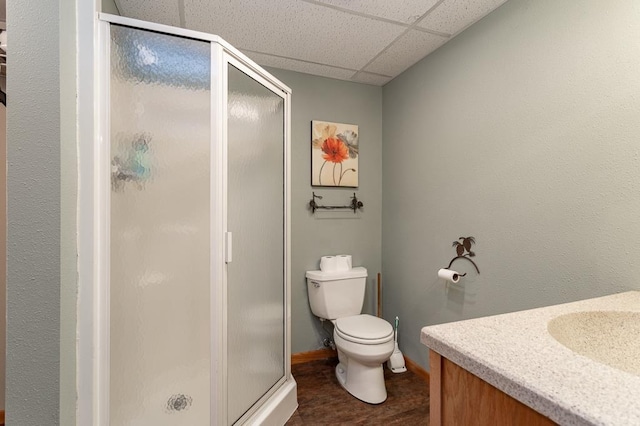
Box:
[91,14,295,425]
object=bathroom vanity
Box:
[421,291,640,425]
[428,351,554,425]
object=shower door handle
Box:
[225,231,233,263]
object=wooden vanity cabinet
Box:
[429,351,556,426]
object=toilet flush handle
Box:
[311,281,320,288]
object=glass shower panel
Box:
[227,65,285,424]
[109,25,211,425]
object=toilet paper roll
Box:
[336,255,352,271]
[320,256,338,272]
[438,268,460,284]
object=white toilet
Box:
[306,264,395,404]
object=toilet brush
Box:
[387,316,407,373]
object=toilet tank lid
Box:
[305,267,368,281]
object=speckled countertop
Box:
[420,291,640,426]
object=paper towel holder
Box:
[444,256,480,276]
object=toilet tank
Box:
[305,267,368,320]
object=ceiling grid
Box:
[115,0,508,86]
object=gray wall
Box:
[382,0,640,370]
[60,0,79,423]
[7,0,62,423]
[267,68,383,354]
[102,0,120,15]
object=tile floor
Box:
[286,358,429,425]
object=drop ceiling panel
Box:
[114,0,511,86]
[243,51,357,82]
[116,0,182,28]
[308,0,440,25]
[365,30,448,77]
[184,0,406,70]
[418,0,508,35]
[351,72,392,86]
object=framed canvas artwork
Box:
[311,120,359,187]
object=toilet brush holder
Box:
[387,316,407,373]
[387,342,407,373]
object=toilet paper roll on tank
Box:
[320,255,353,272]
[438,268,460,284]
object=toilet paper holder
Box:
[444,256,480,276]
[444,237,480,275]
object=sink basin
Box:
[548,311,640,376]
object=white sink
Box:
[548,311,640,376]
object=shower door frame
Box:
[222,52,293,425]
[85,14,293,426]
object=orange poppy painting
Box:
[311,120,359,187]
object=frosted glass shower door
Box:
[109,25,212,425]
[226,63,285,424]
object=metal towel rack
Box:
[309,192,363,214]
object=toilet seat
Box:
[335,314,393,345]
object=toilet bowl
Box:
[305,263,395,404]
[332,314,394,404]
